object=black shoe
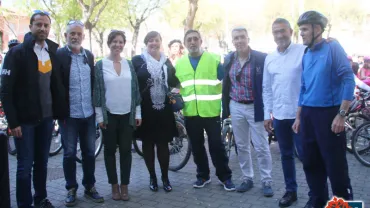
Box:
[279,192,297,207]
[35,199,54,208]
[65,188,77,207]
[304,197,314,208]
[150,177,158,192]
[84,187,104,203]
[162,177,172,192]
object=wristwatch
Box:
[338,109,348,117]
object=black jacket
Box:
[0,32,68,129]
[56,46,95,116]
[222,50,267,122]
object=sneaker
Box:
[64,188,77,207]
[279,192,297,207]
[303,197,314,208]
[193,178,211,188]
[35,199,54,208]
[84,187,104,203]
[218,179,236,191]
[236,180,254,192]
[262,181,274,197]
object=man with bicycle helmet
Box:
[8,39,20,49]
[1,39,20,70]
[292,11,354,208]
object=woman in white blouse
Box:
[93,30,141,201]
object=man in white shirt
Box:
[262,18,307,207]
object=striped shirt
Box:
[68,47,93,118]
[229,53,254,102]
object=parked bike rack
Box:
[0,130,10,207]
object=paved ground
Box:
[8,141,370,208]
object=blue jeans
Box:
[273,118,303,193]
[59,115,96,190]
[15,117,53,208]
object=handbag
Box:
[164,86,184,112]
[140,83,184,112]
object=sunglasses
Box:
[33,10,50,16]
[110,29,125,33]
[67,20,84,26]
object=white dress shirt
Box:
[95,58,141,123]
[263,43,306,120]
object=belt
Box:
[235,100,254,104]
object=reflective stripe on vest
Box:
[175,52,221,117]
[180,79,221,88]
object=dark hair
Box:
[30,13,51,25]
[352,62,359,75]
[144,31,162,45]
[184,29,201,42]
[272,18,292,29]
[107,30,126,46]
[168,39,183,48]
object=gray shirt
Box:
[34,42,53,118]
[68,47,93,118]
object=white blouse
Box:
[95,58,141,123]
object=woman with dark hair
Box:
[168,39,184,66]
[132,31,179,192]
[93,30,142,201]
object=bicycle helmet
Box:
[347,56,353,61]
[297,11,328,29]
[364,56,370,62]
[297,11,328,48]
[8,39,20,48]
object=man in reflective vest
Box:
[175,30,235,191]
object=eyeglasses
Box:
[33,10,50,16]
[110,29,125,34]
[67,20,84,26]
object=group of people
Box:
[0,9,359,208]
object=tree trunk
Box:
[131,25,140,58]
[184,0,198,32]
[99,31,104,57]
[89,28,93,52]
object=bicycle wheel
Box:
[345,114,369,153]
[7,132,16,156]
[351,122,370,167]
[169,118,192,171]
[294,143,302,162]
[133,139,143,157]
[222,125,232,158]
[76,125,103,163]
[49,121,62,156]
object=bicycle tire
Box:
[8,134,16,155]
[346,114,369,153]
[294,144,302,162]
[169,118,192,171]
[49,121,62,156]
[76,125,104,163]
[351,122,370,167]
[222,125,232,158]
[133,139,144,157]
[233,134,238,155]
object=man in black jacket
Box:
[56,20,103,207]
[0,11,67,208]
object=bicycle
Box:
[6,119,64,157]
[345,90,370,153]
[133,111,192,171]
[221,118,301,161]
[75,124,103,163]
[351,121,370,167]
